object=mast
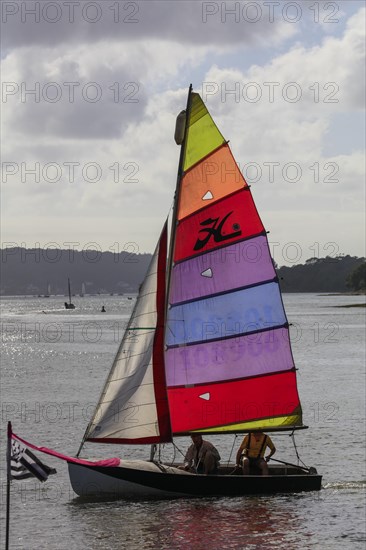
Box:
[165,85,193,318]
[68,278,72,305]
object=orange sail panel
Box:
[178,144,247,220]
[174,188,265,263]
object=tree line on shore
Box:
[277,255,365,293]
[0,247,365,295]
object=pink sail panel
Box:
[165,327,294,387]
[177,144,247,220]
[174,188,264,263]
[168,370,300,433]
[169,235,275,305]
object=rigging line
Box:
[290,430,308,469]
[126,327,157,330]
[172,441,186,461]
[227,434,239,467]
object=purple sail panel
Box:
[170,235,275,305]
[166,281,286,347]
[165,326,294,387]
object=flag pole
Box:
[6,421,12,550]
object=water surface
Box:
[1,294,365,549]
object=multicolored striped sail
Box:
[81,87,303,449]
[165,90,303,435]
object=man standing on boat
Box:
[236,431,276,476]
[181,435,221,475]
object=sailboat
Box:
[44,282,51,297]
[64,278,75,309]
[68,86,321,497]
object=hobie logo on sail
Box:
[194,211,242,251]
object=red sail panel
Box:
[168,371,300,433]
[178,144,247,220]
[174,188,264,263]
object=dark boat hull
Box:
[68,461,322,499]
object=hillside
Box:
[0,247,151,295]
[277,255,365,293]
[0,248,364,295]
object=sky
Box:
[1,0,365,267]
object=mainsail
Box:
[165,91,302,434]
[81,88,303,448]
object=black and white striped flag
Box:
[10,439,57,482]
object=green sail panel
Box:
[183,93,225,172]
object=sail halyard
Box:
[165,91,304,435]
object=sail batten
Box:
[169,276,279,308]
[165,322,290,350]
[167,366,296,390]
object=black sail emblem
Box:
[193,211,242,251]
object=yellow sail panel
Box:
[183,93,225,172]
[191,414,302,434]
[178,144,247,220]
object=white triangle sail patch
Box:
[201,268,213,278]
[202,191,213,200]
[199,393,210,401]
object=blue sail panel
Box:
[166,281,286,347]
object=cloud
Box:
[1,4,365,264]
[1,0,297,50]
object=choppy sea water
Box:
[0,293,365,549]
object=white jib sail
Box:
[85,235,165,442]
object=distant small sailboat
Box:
[64,278,75,310]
